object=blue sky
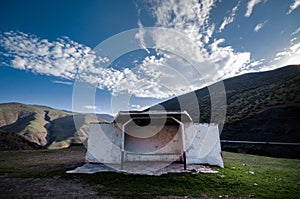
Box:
[0,0,299,114]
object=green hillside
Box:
[0,103,71,146]
[152,65,300,156]
[223,65,300,124]
[1,65,299,153]
[153,65,300,122]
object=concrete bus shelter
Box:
[84,111,224,173]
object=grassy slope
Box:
[152,65,300,143]
[154,65,300,123]
[0,103,71,146]
[0,147,299,198]
[223,65,300,123]
[0,130,41,150]
[47,114,99,149]
[0,103,70,126]
[0,103,104,149]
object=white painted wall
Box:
[185,124,224,168]
[86,122,224,167]
[86,123,121,164]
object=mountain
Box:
[1,65,299,154]
[151,65,300,157]
[0,103,112,149]
[0,130,42,150]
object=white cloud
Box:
[290,37,297,44]
[138,0,252,83]
[274,42,300,65]
[292,26,300,35]
[245,0,263,17]
[1,1,263,100]
[0,31,176,99]
[254,23,263,32]
[148,0,215,46]
[52,80,73,85]
[254,20,268,32]
[135,19,150,53]
[287,0,300,14]
[209,38,251,78]
[219,3,239,32]
[131,104,141,110]
[130,104,149,111]
[83,105,97,110]
[136,53,204,98]
[248,59,265,67]
[0,31,97,80]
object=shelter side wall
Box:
[86,123,121,164]
[185,124,224,168]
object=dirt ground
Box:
[0,147,106,198]
[0,177,217,199]
[0,177,103,199]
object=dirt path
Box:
[0,177,102,199]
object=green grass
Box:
[226,79,300,123]
[0,147,84,178]
[80,152,300,198]
[0,148,299,198]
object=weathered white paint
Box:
[86,111,224,169]
[185,124,224,167]
[124,123,181,153]
[86,123,121,164]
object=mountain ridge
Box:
[150,65,300,157]
[0,102,113,149]
[1,65,299,155]
[151,65,300,123]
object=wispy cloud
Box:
[138,0,252,82]
[83,105,97,110]
[290,37,297,44]
[1,0,276,100]
[274,41,300,65]
[52,80,73,85]
[245,0,263,17]
[254,20,268,32]
[219,2,239,32]
[130,104,149,111]
[292,26,300,35]
[136,19,150,53]
[208,38,251,77]
[0,31,97,80]
[148,0,216,45]
[287,0,300,14]
[0,31,176,99]
[248,59,265,67]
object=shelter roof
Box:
[114,110,193,124]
